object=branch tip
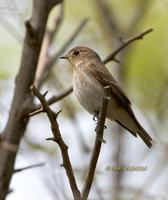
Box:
[103,28,154,64]
[43,91,48,97]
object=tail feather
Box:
[137,126,153,148]
[115,120,153,148]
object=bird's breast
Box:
[73,69,104,114]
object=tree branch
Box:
[34,4,64,87]
[36,18,89,88]
[103,28,153,64]
[28,86,73,117]
[31,86,81,200]
[81,86,110,200]
[0,1,62,199]
[14,163,45,173]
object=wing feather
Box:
[85,63,142,124]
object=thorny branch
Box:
[31,86,81,200]
[31,85,110,200]
[28,86,72,117]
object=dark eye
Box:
[73,50,80,55]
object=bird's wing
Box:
[86,63,153,148]
[87,63,140,127]
[87,63,131,109]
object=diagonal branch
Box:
[81,86,110,200]
[36,18,89,88]
[28,86,73,117]
[31,86,81,200]
[103,28,153,64]
[46,18,89,68]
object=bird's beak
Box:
[60,55,68,59]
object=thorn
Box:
[98,137,106,144]
[46,137,56,142]
[118,36,125,44]
[60,163,65,167]
[55,109,62,118]
[7,188,14,195]
[43,91,48,97]
[113,58,121,64]
[30,85,34,91]
[104,125,107,129]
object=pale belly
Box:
[73,71,104,114]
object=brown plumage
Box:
[61,46,153,148]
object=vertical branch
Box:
[34,4,64,87]
[81,86,110,200]
[0,1,62,199]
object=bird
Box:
[60,46,153,148]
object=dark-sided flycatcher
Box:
[61,46,153,148]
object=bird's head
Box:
[60,46,101,68]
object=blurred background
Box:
[0,0,168,199]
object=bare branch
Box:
[28,86,73,117]
[0,1,62,199]
[14,163,45,173]
[96,0,121,37]
[103,28,154,64]
[31,86,81,200]
[47,18,89,68]
[35,4,64,87]
[35,18,88,88]
[128,0,152,32]
[81,86,110,200]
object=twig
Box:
[28,86,73,117]
[103,28,153,64]
[128,0,152,32]
[14,163,45,173]
[31,86,81,200]
[45,18,89,70]
[81,86,110,200]
[35,18,88,88]
[96,0,121,37]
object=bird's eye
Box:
[73,50,80,56]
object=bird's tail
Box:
[137,125,153,148]
[116,119,153,148]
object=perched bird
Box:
[60,46,153,148]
